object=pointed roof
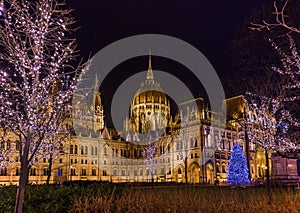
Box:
[135,51,163,95]
[147,50,154,81]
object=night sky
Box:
[67,0,273,127]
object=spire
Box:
[147,49,154,81]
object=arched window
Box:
[222,164,226,173]
[95,147,98,155]
[0,167,7,176]
[30,168,37,176]
[74,145,78,154]
[43,168,48,176]
[104,147,107,155]
[91,147,94,155]
[178,168,182,175]
[70,145,74,154]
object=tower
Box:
[129,52,171,134]
[93,75,104,131]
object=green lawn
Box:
[0,183,299,212]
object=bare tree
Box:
[249,0,299,144]
[250,0,300,34]
[0,0,79,212]
[142,133,160,191]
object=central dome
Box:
[130,53,171,134]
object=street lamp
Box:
[198,167,200,184]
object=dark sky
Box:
[67,0,273,127]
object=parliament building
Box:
[0,55,277,186]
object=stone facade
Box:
[0,56,282,186]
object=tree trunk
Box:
[184,157,188,184]
[46,154,53,185]
[15,161,29,213]
[151,176,154,191]
[265,150,270,187]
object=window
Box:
[43,168,48,176]
[178,168,182,174]
[81,168,87,176]
[216,164,220,173]
[74,145,78,154]
[71,168,76,176]
[122,170,126,176]
[92,168,97,176]
[222,164,226,173]
[140,169,143,176]
[134,170,138,176]
[30,168,37,176]
[113,169,117,176]
[95,147,98,155]
[70,145,74,154]
[0,167,7,176]
[91,147,94,155]
[103,169,107,176]
[104,147,107,155]
[134,149,137,158]
[59,158,62,163]
[85,146,88,155]
[81,146,84,155]
[43,158,46,163]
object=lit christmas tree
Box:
[227,142,250,185]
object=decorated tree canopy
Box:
[227,142,250,185]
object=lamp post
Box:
[198,167,200,184]
[70,165,72,182]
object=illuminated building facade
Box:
[0,57,279,186]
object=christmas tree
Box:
[227,142,250,185]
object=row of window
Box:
[69,145,98,156]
